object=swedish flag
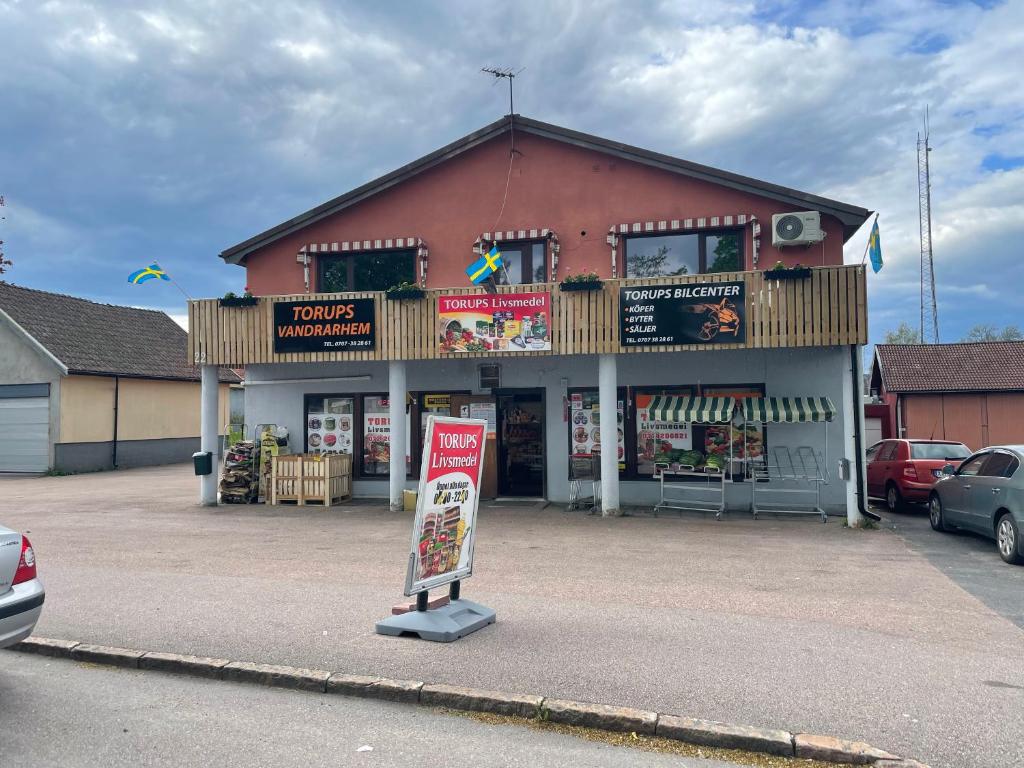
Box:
[128,264,170,284]
[466,246,503,285]
[868,218,883,273]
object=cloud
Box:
[0,0,1020,349]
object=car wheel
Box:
[929,494,949,532]
[886,483,904,514]
[996,513,1023,565]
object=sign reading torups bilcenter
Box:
[273,298,376,353]
[620,280,746,346]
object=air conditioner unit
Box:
[772,211,824,247]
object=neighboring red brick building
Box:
[870,342,1024,450]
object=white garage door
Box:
[0,395,50,473]
[864,416,883,449]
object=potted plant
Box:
[559,270,604,291]
[219,288,259,307]
[763,261,813,280]
[385,280,426,300]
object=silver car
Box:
[929,446,1024,565]
[0,525,44,648]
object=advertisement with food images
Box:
[307,397,354,456]
[620,281,745,346]
[274,298,376,353]
[362,396,411,475]
[635,392,694,475]
[438,292,551,353]
[570,393,625,470]
[405,416,487,596]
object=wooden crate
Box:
[271,454,352,506]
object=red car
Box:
[867,439,972,513]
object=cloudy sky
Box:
[1,0,1021,345]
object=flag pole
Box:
[860,213,879,265]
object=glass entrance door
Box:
[497,389,545,497]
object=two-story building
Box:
[189,115,872,522]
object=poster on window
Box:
[570,395,625,470]
[404,416,487,596]
[438,292,551,353]
[363,397,411,475]
[620,281,745,346]
[307,398,354,455]
[635,393,695,474]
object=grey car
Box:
[0,524,44,648]
[929,446,1024,565]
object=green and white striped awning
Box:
[646,395,735,424]
[742,396,836,423]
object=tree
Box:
[884,322,921,344]
[708,235,740,273]
[962,324,1024,342]
[628,245,688,277]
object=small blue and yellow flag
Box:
[868,218,883,273]
[128,264,170,284]
[466,246,503,285]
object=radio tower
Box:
[917,107,939,343]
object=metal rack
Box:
[654,465,727,519]
[568,453,601,513]
[748,446,830,522]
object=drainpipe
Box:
[112,376,119,469]
[851,347,880,522]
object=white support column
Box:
[843,347,865,527]
[200,364,219,507]
[388,361,407,512]
[598,354,620,516]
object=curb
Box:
[7,637,928,767]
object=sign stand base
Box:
[376,582,495,643]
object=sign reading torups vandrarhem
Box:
[404,416,487,596]
[273,298,376,353]
[438,292,551,353]
[620,280,746,346]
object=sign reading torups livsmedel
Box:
[620,280,746,346]
[273,298,375,353]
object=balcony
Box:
[187,265,867,366]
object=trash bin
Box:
[192,451,213,476]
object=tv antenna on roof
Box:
[482,67,525,158]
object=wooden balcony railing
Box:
[187,265,867,366]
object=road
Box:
[880,503,1024,629]
[0,652,755,768]
[3,465,1024,767]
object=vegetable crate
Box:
[271,453,352,506]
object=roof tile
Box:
[875,342,1024,393]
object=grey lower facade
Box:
[53,437,217,474]
[243,346,864,516]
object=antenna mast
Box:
[482,67,524,157]
[917,106,939,343]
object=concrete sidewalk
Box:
[2,464,1021,767]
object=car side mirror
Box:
[941,464,955,476]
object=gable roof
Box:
[221,114,872,264]
[873,342,1024,394]
[0,282,239,382]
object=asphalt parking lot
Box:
[2,464,1023,767]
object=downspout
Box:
[112,376,119,469]
[851,347,880,521]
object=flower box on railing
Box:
[218,296,259,307]
[559,279,604,292]
[763,267,812,280]
[385,288,426,300]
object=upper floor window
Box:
[495,240,547,285]
[624,230,742,278]
[318,249,416,292]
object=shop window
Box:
[319,249,416,292]
[362,395,411,476]
[494,241,547,285]
[568,389,626,473]
[701,385,766,476]
[624,230,743,278]
[634,388,695,476]
[305,396,355,456]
